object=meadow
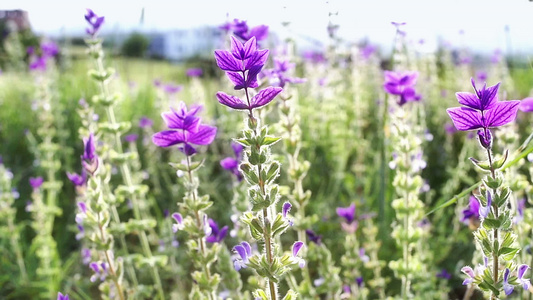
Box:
[2,11,533,300]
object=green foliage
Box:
[121,32,149,58]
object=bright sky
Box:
[4,0,533,54]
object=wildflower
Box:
[292,241,306,268]
[57,292,69,300]
[85,9,105,37]
[171,213,184,233]
[215,36,282,111]
[478,192,492,219]
[515,198,526,223]
[282,202,293,226]
[29,177,44,190]
[89,262,109,282]
[359,248,370,263]
[461,266,476,285]
[67,171,86,187]
[233,241,252,271]
[519,97,533,112]
[124,134,138,143]
[82,133,99,175]
[383,71,421,106]
[356,276,364,287]
[224,19,269,42]
[206,219,228,243]
[517,264,531,291]
[447,79,520,149]
[139,116,153,128]
[163,83,183,95]
[81,248,91,265]
[152,102,217,155]
[186,68,203,77]
[306,229,322,245]
[436,269,451,280]
[220,142,244,180]
[264,58,306,88]
[337,203,358,233]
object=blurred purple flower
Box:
[186,68,203,77]
[89,262,108,282]
[171,212,184,233]
[206,219,228,243]
[67,171,86,187]
[233,241,252,271]
[356,277,364,287]
[41,41,59,57]
[476,71,487,82]
[336,203,356,223]
[461,196,480,224]
[264,58,306,88]
[220,142,244,180]
[29,177,44,190]
[124,134,138,143]
[519,97,533,112]
[85,9,105,37]
[436,269,451,280]
[139,116,154,128]
[163,83,183,95]
[461,266,475,285]
[228,19,269,42]
[292,241,306,268]
[503,268,514,295]
[306,229,322,245]
[81,248,91,265]
[82,133,99,175]
[383,71,421,106]
[517,264,531,291]
[361,44,376,60]
[57,292,69,300]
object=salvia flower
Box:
[336,203,356,223]
[356,276,364,287]
[264,58,306,88]
[206,218,229,243]
[29,177,44,190]
[282,202,293,226]
[520,97,533,112]
[461,196,480,224]
[215,36,282,112]
[517,264,531,291]
[89,262,109,282]
[436,269,451,280]
[383,71,421,106]
[139,116,154,128]
[359,248,370,263]
[124,134,138,143]
[171,212,184,233]
[292,241,306,268]
[220,142,244,180]
[233,241,252,271]
[57,292,69,300]
[224,19,269,42]
[461,266,476,285]
[152,102,217,155]
[306,229,322,245]
[186,68,203,77]
[85,9,105,37]
[515,198,526,223]
[478,192,492,219]
[447,79,520,149]
[82,133,99,175]
[67,171,86,187]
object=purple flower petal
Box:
[519,97,533,112]
[245,49,269,71]
[188,124,217,145]
[292,241,304,257]
[221,157,238,170]
[282,202,292,218]
[226,71,246,90]
[446,107,483,131]
[29,177,44,189]
[484,100,520,128]
[231,36,256,61]
[214,50,242,72]
[250,87,283,109]
[152,130,186,147]
[216,92,248,110]
[234,244,248,261]
[248,25,269,41]
[518,264,530,279]
[336,203,356,223]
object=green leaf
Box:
[492,149,508,169]
[262,136,281,146]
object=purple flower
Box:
[171,212,184,233]
[479,192,492,219]
[447,79,520,149]
[29,177,44,190]
[215,36,283,112]
[461,266,475,285]
[517,264,531,291]
[461,196,481,224]
[264,58,306,88]
[515,198,526,223]
[41,41,59,58]
[186,68,203,77]
[306,229,322,245]
[57,292,69,300]
[519,97,533,112]
[356,277,364,287]
[383,71,421,106]
[82,133,99,175]
[139,116,154,128]
[436,269,451,280]
[292,241,306,268]
[206,219,228,243]
[67,171,86,187]
[29,56,48,72]
[476,71,488,82]
[85,9,105,37]
[89,262,108,282]
[220,142,244,180]
[124,134,138,143]
[152,102,217,155]
[227,19,269,42]
[361,44,376,60]
[163,83,183,95]
[359,248,370,263]
[336,203,356,223]
[503,268,514,295]
[81,248,91,265]
[233,241,252,271]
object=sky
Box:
[3,0,533,55]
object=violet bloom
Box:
[85,9,105,37]
[436,269,451,280]
[171,212,184,233]
[220,142,244,180]
[292,241,306,268]
[447,79,520,150]
[82,133,99,175]
[383,71,421,106]
[124,134,138,143]
[229,19,269,42]
[57,292,69,300]
[461,196,480,224]
[29,56,48,72]
[139,116,154,129]
[478,192,492,219]
[89,262,108,282]
[515,198,526,223]
[264,58,306,88]
[233,241,252,271]
[163,83,183,95]
[29,177,44,190]
[359,248,369,263]
[461,266,476,285]
[41,41,59,58]
[361,44,376,60]
[356,277,364,287]
[282,202,293,226]
[206,218,229,243]
[306,229,322,245]
[517,264,531,291]
[186,68,203,78]
[67,171,86,187]
[337,203,356,223]
[519,97,533,112]
[503,268,514,295]
[152,102,217,155]
[81,248,92,265]
[215,36,282,112]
